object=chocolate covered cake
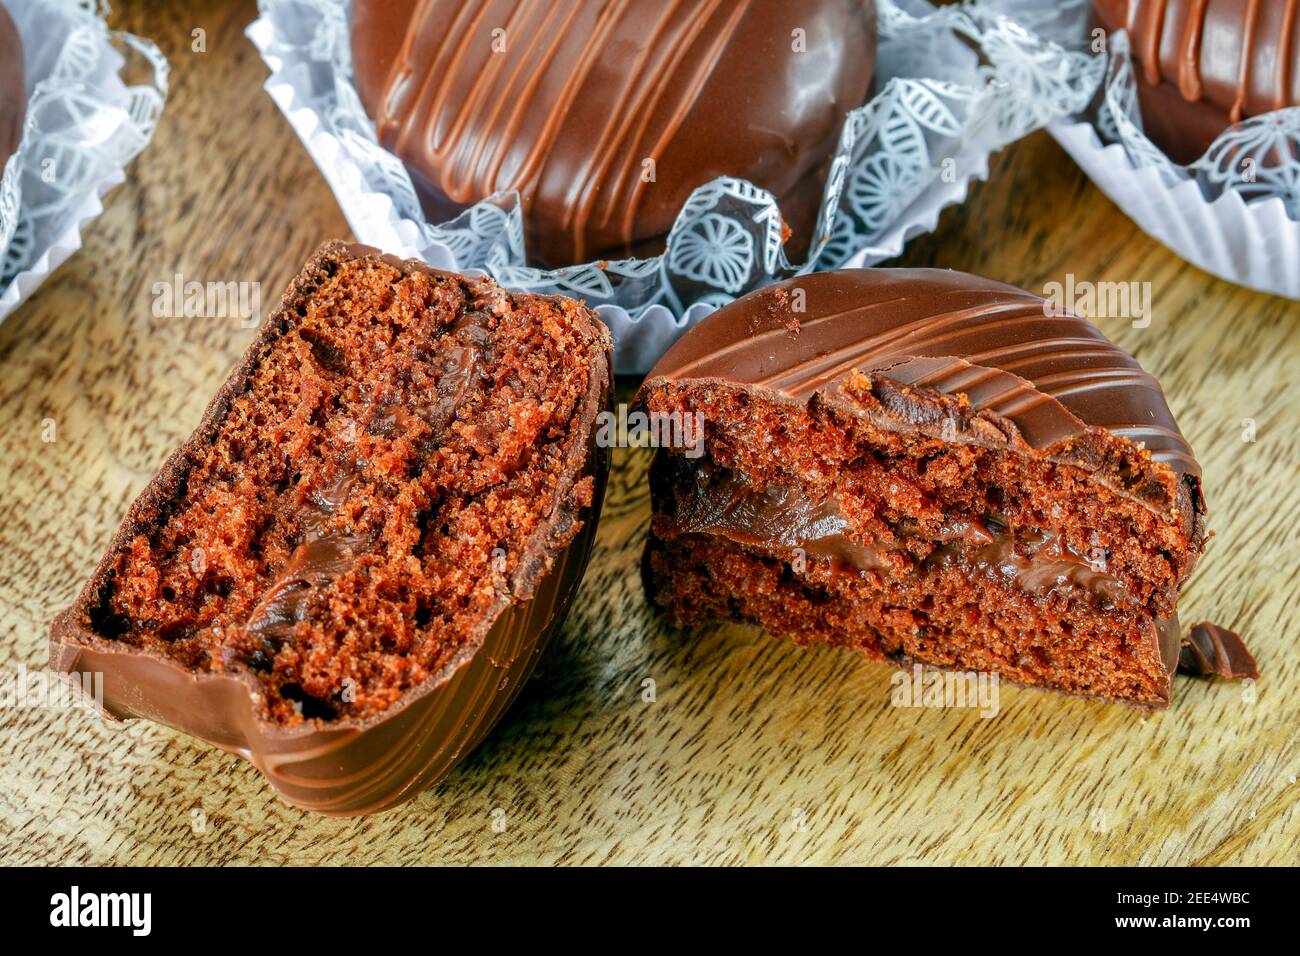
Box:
[640,269,1208,707]
[1094,0,1300,163]
[51,241,612,814]
[1,1,24,172]
[351,0,877,266]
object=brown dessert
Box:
[1,2,25,173]
[1094,0,1300,164]
[51,241,612,814]
[639,268,1211,707]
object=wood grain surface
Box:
[0,1,1295,866]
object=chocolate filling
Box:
[663,457,1185,675]
[664,458,1130,606]
[234,312,493,666]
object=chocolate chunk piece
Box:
[50,241,612,815]
[1179,621,1260,680]
[639,269,1205,707]
[350,0,877,266]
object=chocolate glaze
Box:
[1094,0,1300,163]
[649,269,1202,532]
[49,241,613,816]
[641,268,1206,703]
[0,3,25,174]
[350,0,877,266]
[1179,621,1259,679]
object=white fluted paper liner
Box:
[0,0,168,323]
[1048,118,1300,299]
[249,0,1105,373]
[996,0,1300,299]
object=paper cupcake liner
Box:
[249,0,1104,373]
[0,0,169,323]
[1049,118,1300,299]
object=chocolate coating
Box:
[49,242,612,816]
[351,0,877,266]
[1094,0,1300,163]
[0,2,25,173]
[648,268,1202,530]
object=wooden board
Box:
[1,1,1295,865]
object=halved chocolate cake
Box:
[639,269,1205,707]
[51,241,611,814]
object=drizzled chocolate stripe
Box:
[362,0,750,263]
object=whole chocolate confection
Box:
[1094,0,1300,163]
[50,241,612,815]
[1,2,25,173]
[639,269,1212,706]
[351,0,877,266]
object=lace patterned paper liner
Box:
[0,0,169,323]
[982,0,1300,211]
[248,0,1104,372]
